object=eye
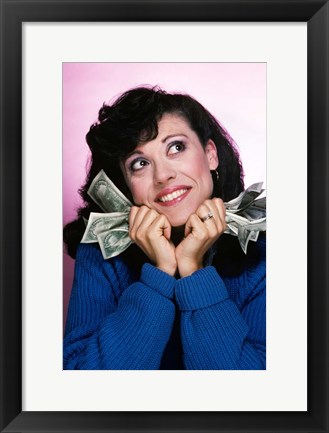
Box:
[168,141,186,155]
[130,158,149,172]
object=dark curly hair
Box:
[64,85,244,258]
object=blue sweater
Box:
[64,238,266,370]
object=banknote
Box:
[97,228,132,259]
[224,182,264,213]
[82,170,266,259]
[236,220,267,254]
[240,197,266,221]
[81,212,129,243]
[87,170,133,213]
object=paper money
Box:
[81,170,266,259]
[236,220,266,254]
[240,197,266,221]
[81,212,129,243]
[225,210,266,253]
[87,170,133,213]
[98,228,132,259]
[224,183,264,213]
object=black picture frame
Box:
[1,1,328,432]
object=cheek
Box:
[194,161,214,197]
[128,179,148,205]
[202,173,214,197]
[190,158,212,182]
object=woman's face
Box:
[122,113,219,227]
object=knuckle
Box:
[134,205,143,214]
[129,225,136,238]
[214,197,224,210]
[145,208,158,221]
[139,205,148,214]
[213,197,222,204]
[217,221,226,233]
[135,228,144,242]
[128,207,136,221]
[156,215,164,224]
[196,229,207,241]
[199,203,208,211]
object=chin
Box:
[168,215,190,227]
[171,222,186,228]
[168,205,201,226]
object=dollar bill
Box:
[87,170,133,213]
[81,170,266,259]
[240,197,266,221]
[224,182,264,213]
[81,212,129,243]
[98,228,132,259]
[225,211,266,252]
[237,220,267,254]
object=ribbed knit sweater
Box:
[64,237,266,370]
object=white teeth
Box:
[159,189,188,202]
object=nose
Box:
[153,160,177,185]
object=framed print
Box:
[62,61,267,367]
[1,0,328,432]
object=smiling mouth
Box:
[156,187,192,206]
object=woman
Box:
[63,86,266,370]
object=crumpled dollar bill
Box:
[81,170,266,259]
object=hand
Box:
[129,206,177,276]
[175,198,226,277]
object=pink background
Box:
[63,63,266,328]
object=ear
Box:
[205,139,219,170]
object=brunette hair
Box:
[64,85,244,258]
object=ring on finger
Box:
[201,211,214,222]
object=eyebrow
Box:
[161,133,188,143]
[123,149,144,163]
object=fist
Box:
[129,206,177,276]
[175,198,226,277]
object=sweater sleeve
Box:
[64,244,176,370]
[175,264,266,370]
